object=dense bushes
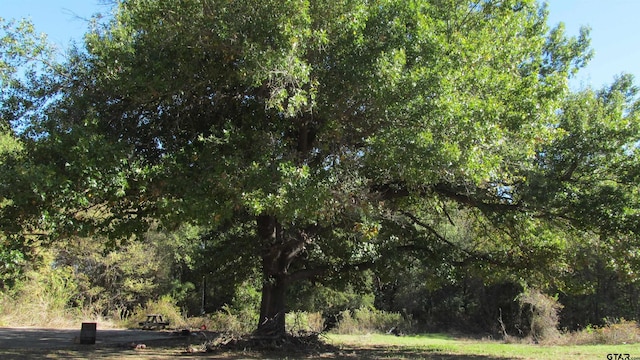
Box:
[1,256,639,347]
[0,250,115,327]
[332,308,411,334]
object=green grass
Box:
[324,333,640,359]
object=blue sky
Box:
[2,0,639,90]
[546,0,640,90]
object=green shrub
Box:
[0,251,82,327]
[286,311,325,333]
[204,305,257,335]
[206,280,260,334]
[333,308,410,334]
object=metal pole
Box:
[201,275,206,315]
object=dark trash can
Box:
[80,322,97,344]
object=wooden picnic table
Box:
[139,314,169,330]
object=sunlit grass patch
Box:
[326,333,456,346]
[325,333,640,360]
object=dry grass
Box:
[559,320,640,345]
[0,291,117,329]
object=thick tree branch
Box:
[287,259,378,284]
[400,210,507,267]
[432,183,522,213]
[374,181,525,214]
[287,266,329,283]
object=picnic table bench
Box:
[139,314,169,330]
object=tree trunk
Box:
[254,214,321,336]
[255,214,289,336]
[256,273,287,336]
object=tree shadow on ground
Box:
[199,347,511,360]
[0,343,512,360]
[196,336,513,360]
[323,345,510,359]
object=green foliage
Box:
[288,280,375,315]
[205,309,256,335]
[0,18,52,81]
[195,280,262,335]
[375,256,527,334]
[286,311,325,333]
[0,250,79,326]
[0,244,24,288]
[63,0,597,244]
[228,280,262,317]
[558,242,640,332]
[53,227,205,315]
[524,75,640,240]
[56,237,162,313]
[333,308,410,335]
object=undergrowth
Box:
[2,277,639,348]
[332,308,411,334]
[560,320,640,345]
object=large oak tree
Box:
[3,0,639,336]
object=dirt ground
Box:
[0,326,209,359]
[0,327,346,359]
